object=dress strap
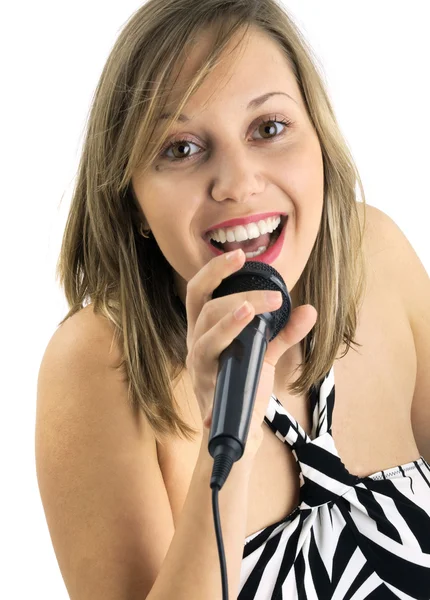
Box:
[264,365,335,447]
[265,395,311,448]
[309,366,335,438]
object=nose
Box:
[209,145,266,203]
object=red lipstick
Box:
[206,216,288,265]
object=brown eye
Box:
[255,120,284,140]
[170,142,192,160]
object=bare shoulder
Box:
[357,202,430,460]
[357,201,404,261]
[36,305,175,599]
[46,303,124,372]
[358,202,430,323]
[37,303,149,437]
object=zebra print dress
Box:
[239,367,430,599]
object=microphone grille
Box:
[212,261,291,342]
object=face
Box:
[132,26,324,309]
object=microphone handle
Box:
[208,314,271,462]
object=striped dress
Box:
[239,366,430,599]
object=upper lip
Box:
[203,211,287,240]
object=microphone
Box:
[208,261,291,490]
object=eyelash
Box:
[159,114,293,164]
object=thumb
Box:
[264,304,318,368]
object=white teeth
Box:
[244,245,268,258]
[209,215,282,243]
[226,229,236,243]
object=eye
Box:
[253,117,290,141]
[162,139,200,162]
[159,115,293,163]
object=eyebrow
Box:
[158,91,298,123]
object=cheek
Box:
[135,177,187,237]
[136,182,202,279]
[274,140,324,256]
[272,138,324,209]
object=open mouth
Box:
[208,214,287,253]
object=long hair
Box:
[56,0,367,444]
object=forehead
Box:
[164,26,303,116]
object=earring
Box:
[139,223,151,239]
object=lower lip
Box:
[205,217,288,265]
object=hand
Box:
[185,248,317,455]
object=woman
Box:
[35,0,430,598]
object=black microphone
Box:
[208,261,291,490]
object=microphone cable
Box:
[211,453,235,600]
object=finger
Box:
[187,298,262,418]
[264,304,318,368]
[185,249,246,342]
[188,298,256,378]
[191,288,282,351]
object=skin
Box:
[132,25,325,369]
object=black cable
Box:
[211,452,235,600]
[211,485,229,600]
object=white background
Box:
[1,1,429,598]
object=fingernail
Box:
[226,249,243,261]
[234,301,252,320]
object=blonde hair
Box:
[56,0,367,444]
